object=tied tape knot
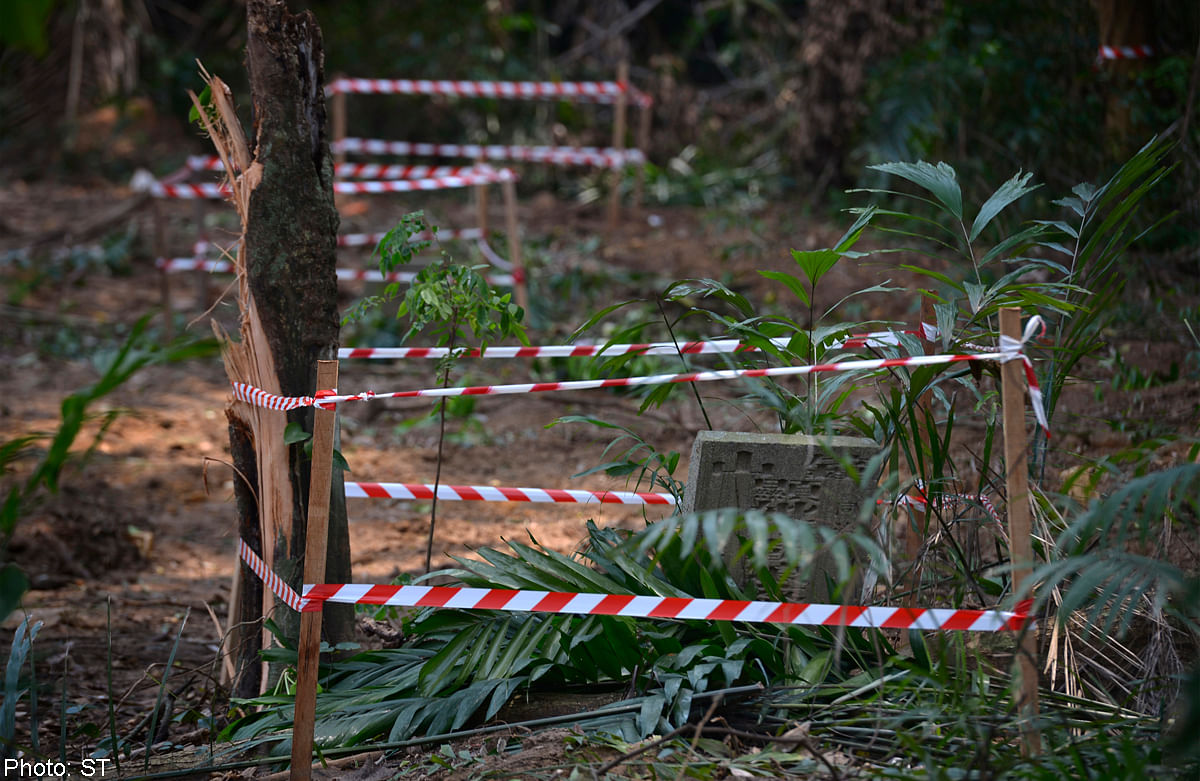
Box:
[314,388,338,410]
[996,315,1050,437]
[996,314,1046,363]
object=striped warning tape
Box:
[891,491,1002,526]
[231,347,1049,430]
[238,539,305,612]
[333,138,645,168]
[147,169,516,199]
[337,227,485,247]
[1097,45,1154,60]
[347,481,675,505]
[333,168,516,194]
[325,77,653,108]
[183,154,498,180]
[237,539,1030,629]
[230,317,1050,435]
[335,162,493,179]
[188,230,484,254]
[337,330,917,360]
[301,582,1034,629]
[155,257,513,287]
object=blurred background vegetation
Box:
[1,0,1197,251]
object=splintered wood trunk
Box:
[223,0,352,696]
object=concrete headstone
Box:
[682,431,878,601]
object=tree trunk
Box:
[1094,0,1153,159]
[225,0,353,694]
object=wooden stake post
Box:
[999,307,1041,755]
[291,360,340,780]
[502,177,526,311]
[606,61,629,230]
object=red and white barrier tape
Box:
[301,583,1033,629]
[347,481,674,505]
[337,330,917,360]
[148,169,516,199]
[190,230,485,253]
[239,538,1031,628]
[1097,45,1154,60]
[239,534,1029,629]
[337,227,484,247]
[186,155,508,181]
[156,258,231,273]
[333,138,645,168]
[148,181,232,199]
[336,162,491,179]
[184,155,227,172]
[233,317,1049,435]
[238,539,306,612]
[350,479,1001,520]
[325,77,653,108]
[333,168,516,194]
[156,257,513,287]
[891,491,1002,526]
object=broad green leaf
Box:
[664,278,755,318]
[638,693,666,735]
[759,269,811,305]
[787,249,837,292]
[187,84,212,125]
[417,623,484,696]
[1072,181,1098,205]
[979,222,1053,265]
[963,282,986,314]
[933,301,956,351]
[869,161,963,220]
[969,170,1039,241]
[1052,195,1086,217]
[1033,219,1081,239]
[567,298,644,342]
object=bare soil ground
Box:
[1,179,1197,778]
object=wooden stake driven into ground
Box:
[291,360,339,781]
[502,177,526,310]
[999,306,1041,755]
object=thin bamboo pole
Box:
[999,307,1041,755]
[290,360,339,780]
[606,61,629,230]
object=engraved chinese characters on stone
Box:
[683,431,878,602]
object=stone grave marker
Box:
[682,431,878,602]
